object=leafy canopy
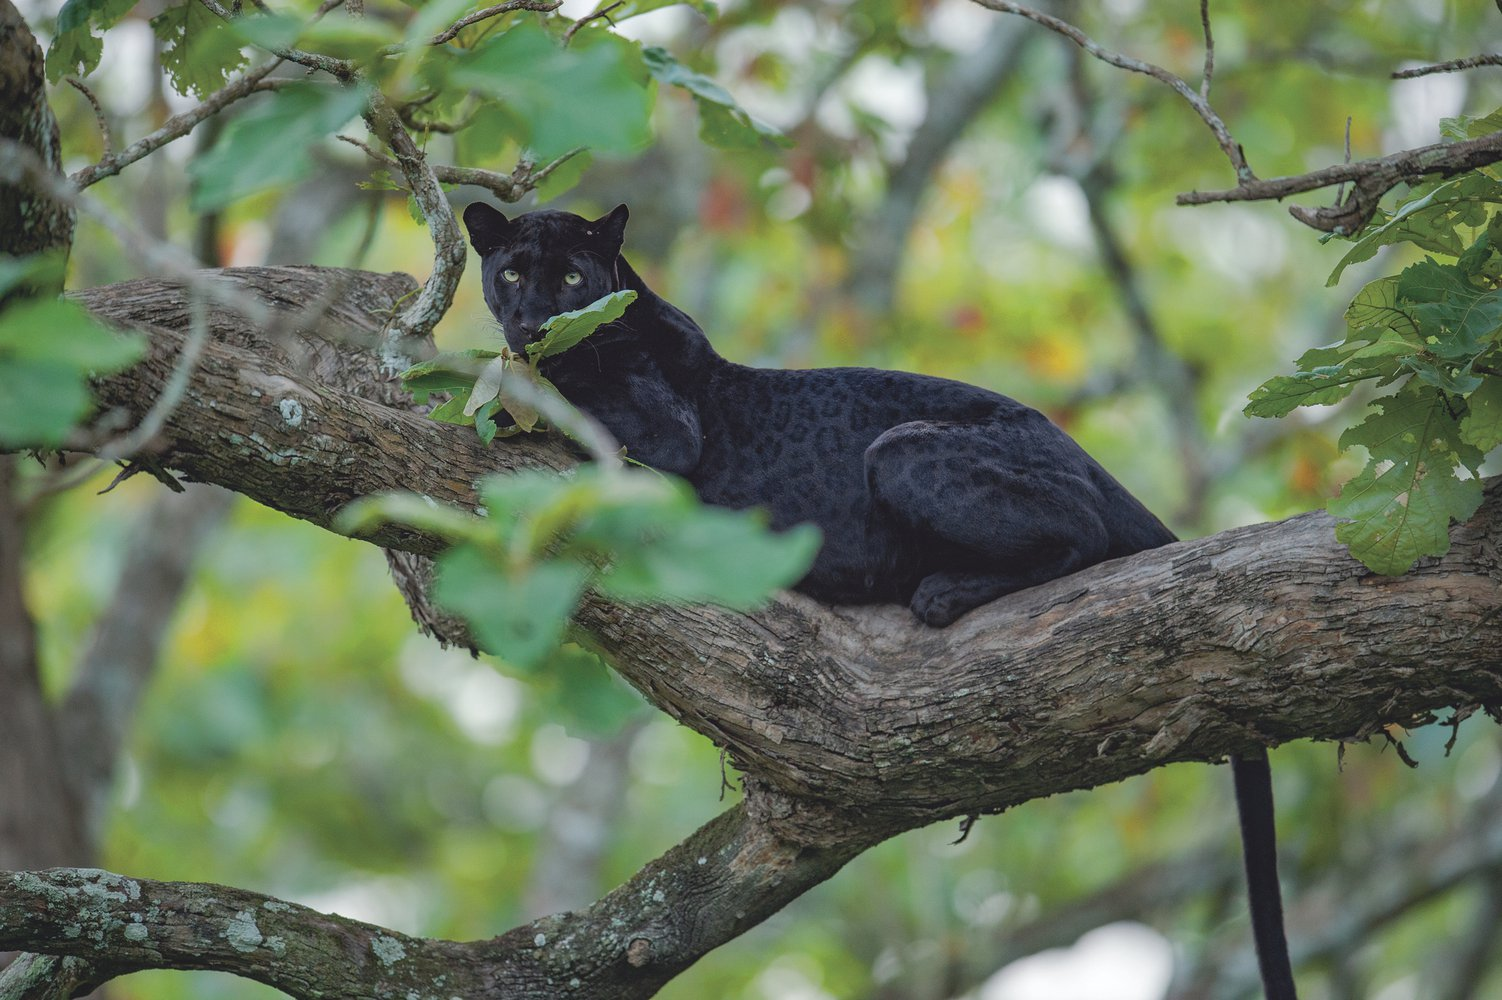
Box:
[1248,119,1502,574]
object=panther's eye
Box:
[563,272,582,286]
[502,269,520,283]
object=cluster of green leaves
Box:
[401,289,635,443]
[338,466,820,670]
[0,255,144,449]
[1247,115,1502,573]
[49,0,785,212]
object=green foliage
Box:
[449,22,653,161]
[641,46,790,150]
[0,256,145,448]
[151,1,249,98]
[1327,383,1484,573]
[1250,148,1502,574]
[188,83,371,210]
[401,290,635,442]
[527,288,636,359]
[339,466,820,672]
[44,0,136,82]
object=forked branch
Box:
[969,0,1502,232]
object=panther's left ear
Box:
[587,204,629,256]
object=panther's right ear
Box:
[463,202,511,256]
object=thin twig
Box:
[562,0,622,45]
[70,60,285,189]
[1198,0,1214,101]
[195,0,356,79]
[969,0,1253,181]
[1393,54,1502,80]
[338,133,580,202]
[1334,114,1352,204]
[65,76,113,157]
[429,0,560,46]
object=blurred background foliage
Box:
[12,0,1502,997]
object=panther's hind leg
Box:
[864,418,1111,626]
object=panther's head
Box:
[462,202,629,354]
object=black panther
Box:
[462,201,1298,1000]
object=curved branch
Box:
[0,804,858,1000]
[71,267,1502,852]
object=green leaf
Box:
[1396,257,1502,361]
[1244,344,1387,418]
[1327,173,1502,286]
[336,491,492,544]
[1329,383,1486,574]
[527,289,637,359]
[538,645,646,737]
[0,297,145,448]
[1345,275,1420,340]
[434,548,590,670]
[641,45,791,150]
[401,348,501,392]
[1440,107,1502,142]
[463,354,508,416]
[45,0,136,81]
[451,22,653,160]
[151,1,249,98]
[1460,376,1502,452]
[188,83,370,210]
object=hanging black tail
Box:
[1231,751,1298,1000]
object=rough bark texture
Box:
[0,0,72,288]
[3,265,1498,999]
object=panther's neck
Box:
[613,256,720,379]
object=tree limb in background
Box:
[845,8,1040,316]
[57,486,236,844]
[967,0,1502,232]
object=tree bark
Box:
[2,264,1497,998]
[0,0,73,289]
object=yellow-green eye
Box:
[564,272,582,286]
[502,269,520,283]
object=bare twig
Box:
[1393,54,1502,80]
[562,0,622,45]
[1179,128,1502,233]
[338,133,581,202]
[70,60,285,189]
[194,0,356,79]
[1198,0,1214,101]
[429,0,560,46]
[64,77,112,157]
[968,0,1252,181]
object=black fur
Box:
[463,202,1296,998]
[462,201,1175,626]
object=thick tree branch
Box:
[70,267,1502,852]
[0,264,1488,998]
[58,486,236,844]
[0,804,858,1000]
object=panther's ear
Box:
[587,204,629,256]
[463,202,511,256]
